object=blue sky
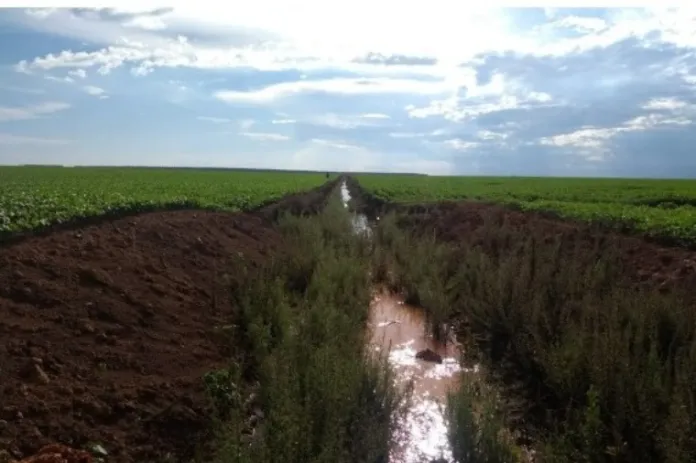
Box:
[0,6,695,176]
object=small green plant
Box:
[204,367,242,418]
[446,374,521,463]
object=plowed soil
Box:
[0,181,336,462]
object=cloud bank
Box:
[0,6,695,176]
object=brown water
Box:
[340,180,467,461]
[369,289,474,463]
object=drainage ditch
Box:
[340,180,469,463]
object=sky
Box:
[0,5,695,177]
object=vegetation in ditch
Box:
[371,213,454,343]
[203,194,408,463]
[446,373,523,463]
[372,210,696,463]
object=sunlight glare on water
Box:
[341,179,464,462]
[370,291,464,463]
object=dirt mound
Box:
[344,176,696,296]
[0,200,308,461]
[396,200,696,296]
[254,177,341,221]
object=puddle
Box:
[340,179,464,462]
[340,180,371,236]
[370,290,467,463]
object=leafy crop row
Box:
[0,166,325,234]
[356,175,696,244]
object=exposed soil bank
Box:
[0,177,339,248]
[0,181,337,462]
[346,176,696,298]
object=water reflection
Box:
[341,179,461,461]
[369,291,465,463]
[340,180,371,235]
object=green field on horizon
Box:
[3,166,696,244]
[0,166,325,234]
[356,174,696,244]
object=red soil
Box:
[3,176,694,461]
[397,200,696,296]
[13,444,93,463]
[0,180,336,462]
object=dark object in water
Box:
[415,348,443,364]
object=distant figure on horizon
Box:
[326,172,330,179]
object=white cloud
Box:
[241,132,289,141]
[388,132,427,139]
[7,7,696,176]
[0,102,70,121]
[408,90,555,122]
[538,111,693,160]
[641,98,690,111]
[551,16,609,33]
[540,127,617,149]
[477,130,509,141]
[84,85,106,96]
[197,116,232,123]
[215,78,450,104]
[238,119,256,130]
[624,113,692,128]
[123,15,168,31]
[24,8,56,19]
[0,133,71,145]
[13,6,696,83]
[310,138,362,150]
[68,68,87,79]
[304,113,394,129]
[442,139,481,151]
[45,75,74,84]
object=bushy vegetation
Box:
[357,175,696,244]
[372,208,696,462]
[205,194,408,463]
[0,166,325,233]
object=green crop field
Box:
[356,175,696,244]
[0,166,325,234]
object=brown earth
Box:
[399,201,696,296]
[4,175,695,462]
[0,180,337,462]
[345,177,696,297]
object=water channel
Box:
[340,180,469,462]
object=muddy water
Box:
[340,180,371,235]
[370,290,465,462]
[339,181,464,462]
